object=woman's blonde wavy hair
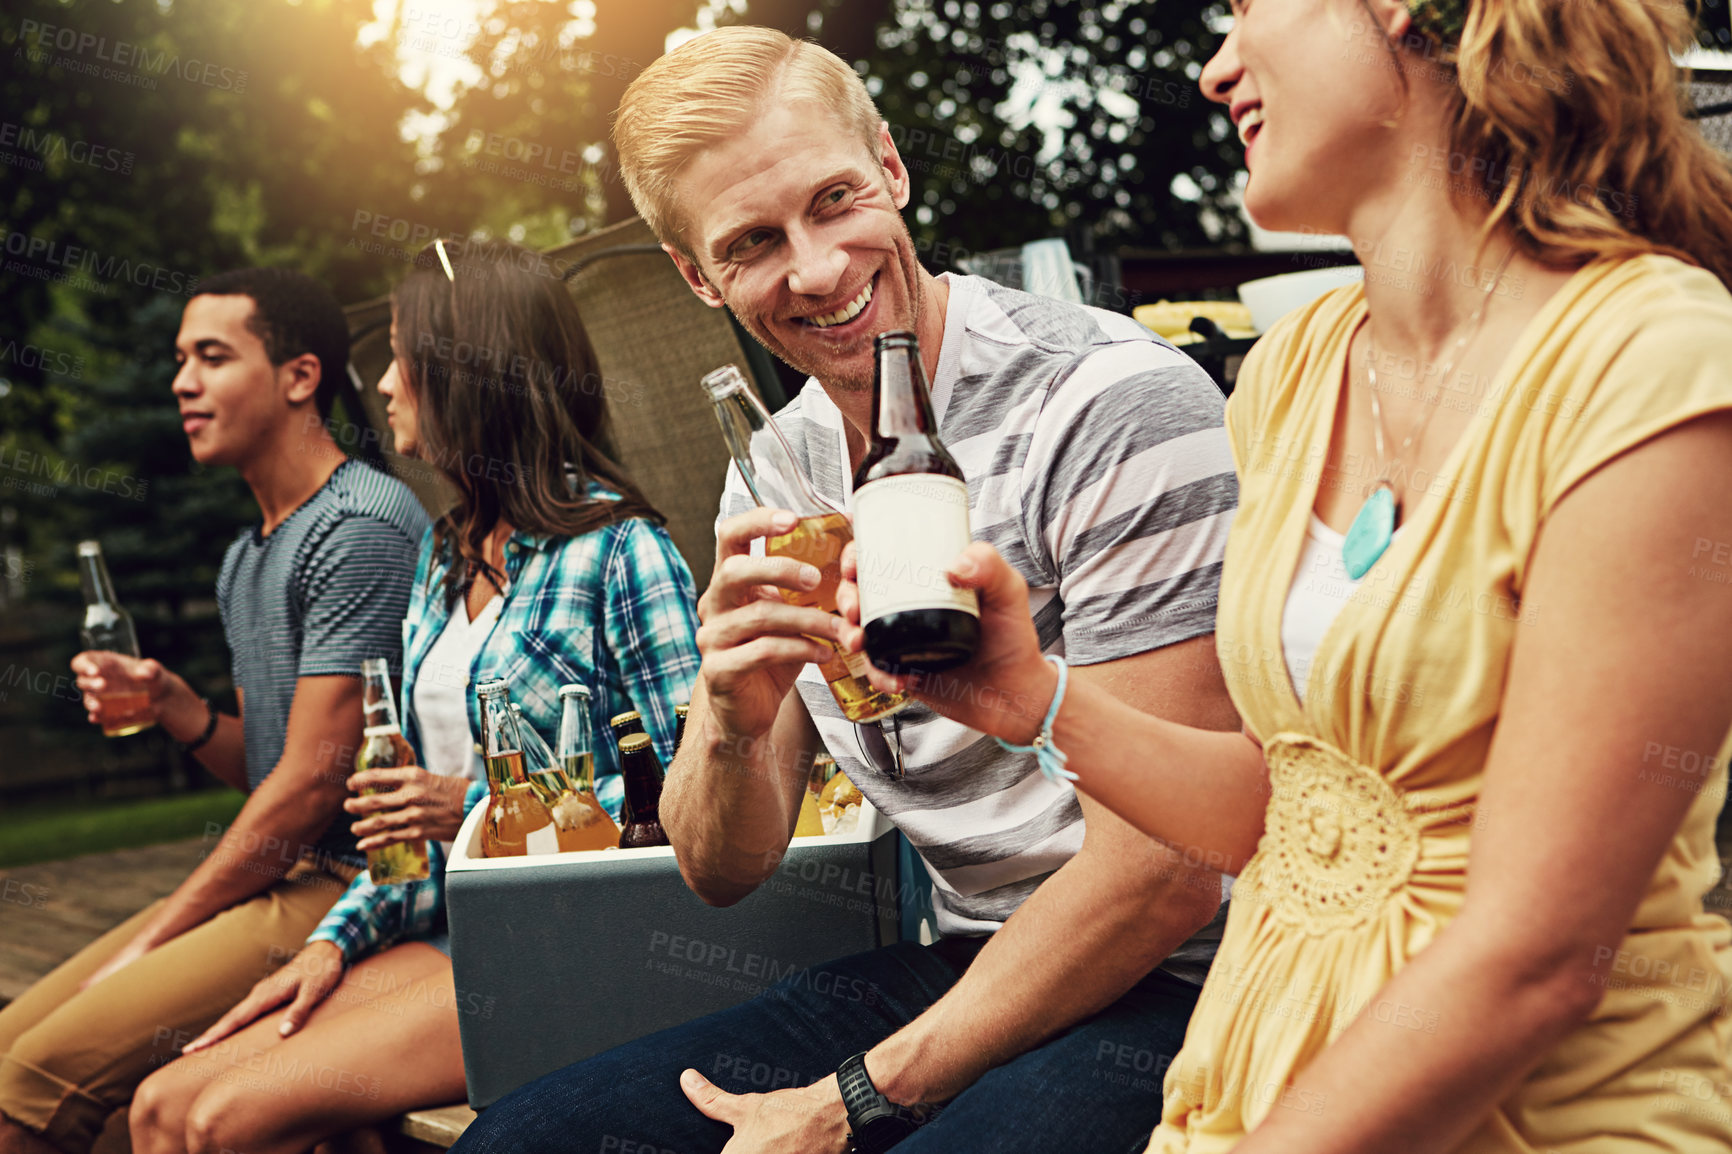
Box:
[1434,0,1732,284]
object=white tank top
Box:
[1281,513,1402,704]
[409,592,502,853]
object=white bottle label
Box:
[853,474,980,623]
[525,822,561,856]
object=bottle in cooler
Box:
[513,689,618,852]
[609,709,646,751]
[476,678,559,857]
[617,732,670,848]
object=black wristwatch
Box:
[837,1051,920,1154]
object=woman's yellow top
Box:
[1149,255,1732,1152]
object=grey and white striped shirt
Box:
[720,274,1238,984]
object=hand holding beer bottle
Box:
[851,332,979,674]
[70,650,170,735]
[346,756,472,850]
[72,540,158,737]
[702,365,909,724]
[352,658,431,884]
[835,539,1059,748]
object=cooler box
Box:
[445,798,919,1108]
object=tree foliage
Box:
[0,0,1244,792]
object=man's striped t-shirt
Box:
[719,273,1239,985]
[216,458,429,867]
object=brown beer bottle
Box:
[610,710,646,749]
[672,703,690,756]
[617,732,670,848]
[852,331,980,673]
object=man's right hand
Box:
[696,508,842,741]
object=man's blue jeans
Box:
[451,939,1199,1154]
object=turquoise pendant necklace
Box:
[1343,245,1517,580]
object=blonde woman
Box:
[841,1,1732,1150]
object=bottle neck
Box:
[569,753,597,792]
[479,689,518,759]
[77,551,120,609]
[558,696,596,789]
[620,749,662,821]
[872,345,939,440]
[483,752,518,788]
[361,671,401,733]
[712,387,839,518]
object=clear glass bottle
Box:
[355,658,430,883]
[702,364,910,721]
[76,540,155,737]
[518,696,618,852]
[476,678,559,857]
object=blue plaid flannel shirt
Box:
[307,490,701,962]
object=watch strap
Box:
[837,1051,919,1154]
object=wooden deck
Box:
[0,838,207,1004]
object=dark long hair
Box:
[392,237,663,606]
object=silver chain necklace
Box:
[1341,244,1516,579]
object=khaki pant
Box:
[0,860,358,1154]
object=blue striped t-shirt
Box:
[215,458,429,866]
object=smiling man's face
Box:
[171,293,303,467]
[664,101,927,394]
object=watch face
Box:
[857,1111,920,1148]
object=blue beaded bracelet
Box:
[994,654,1077,786]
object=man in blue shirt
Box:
[0,269,427,1154]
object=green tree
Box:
[0,0,428,794]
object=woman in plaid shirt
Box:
[129,239,701,1154]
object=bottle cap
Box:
[475,677,509,696]
[559,683,592,700]
[619,732,653,754]
[77,540,102,556]
[674,704,689,718]
[609,710,642,729]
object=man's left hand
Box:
[681,1068,851,1154]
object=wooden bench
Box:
[396,1104,476,1151]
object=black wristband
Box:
[179,697,219,753]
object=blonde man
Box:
[454,26,1241,1154]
